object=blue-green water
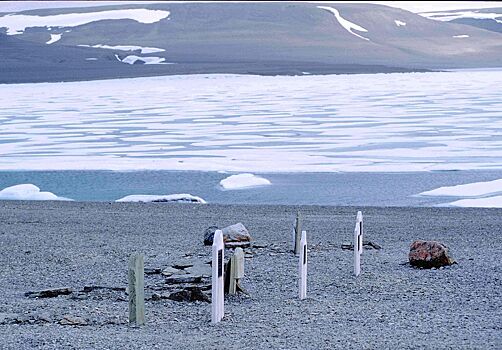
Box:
[0,170,501,206]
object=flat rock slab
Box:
[60,315,88,326]
[165,275,203,284]
[25,287,72,298]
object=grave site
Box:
[0,201,500,349]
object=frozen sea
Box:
[0,70,501,205]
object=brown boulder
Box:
[203,223,251,247]
[409,240,455,268]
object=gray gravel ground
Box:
[0,201,501,349]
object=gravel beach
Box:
[0,201,500,349]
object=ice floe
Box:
[115,194,206,203]
[0,184,72,201]
[0,9,170,35]
[220,174,271,190]
[419,179,502,197]
[318,6,370,41]
[79,44,165,54]
[448,196,502,208]
[453,35,469,38]
[394,20,406,27]
[46,33,62,44]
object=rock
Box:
[185,263,211,278]
[161,267,186,277]
[168,288,210,303]
[172,263,193,270]
[144,268,162,275]
[165,275,203,284]
[409,240,455,268]
[25,287,72,298]
[204,223,252,246]
[60,315,88,326]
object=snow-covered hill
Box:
[0,2,501,83]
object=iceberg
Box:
[219,173,271,190]
[0,184,72,201]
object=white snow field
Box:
[0,71,501,172]
[394,20,406,26]
[115,194,206,203]
[318,6,370,41]
[79,44,165,54]
[0,184,72,201]
[0,9,170,35]
[219,174,271,190]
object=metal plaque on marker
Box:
[218,249,223,277]
[303,245,307,265]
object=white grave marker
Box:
[354,211,363,276]
[211,229,224,323]
[299,230,307,300]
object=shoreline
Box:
[0,201,500,349]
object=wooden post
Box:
[128,253,145,326]
[299,230,307,300]
[212,229,224,323]
[294,211,302,255]
[228,247,244,295]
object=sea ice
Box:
[394,20,406,26]
[220,174,271,190]
[115,194,206,203]
[448,196,502,208]
[120,55,166,65]
[419,179,502,197]
[0,184,72,201]
[453,35,469,38]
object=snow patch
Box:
[79,44,165,54]
[220,174,271,190]
[453,35,469,38]
[0,9,170,35]
[116,55,167,65]
[0,184,72,201]
[394,20,406,27]
[318,6,370,41]
[85,58,98,61]
[116,194,206,203]
[46,33,62,44]
[448,196,502,208]
[420,179,502,197]
[421,10,502,22]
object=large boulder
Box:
[203,223,251,246]
[409,240,455,268]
